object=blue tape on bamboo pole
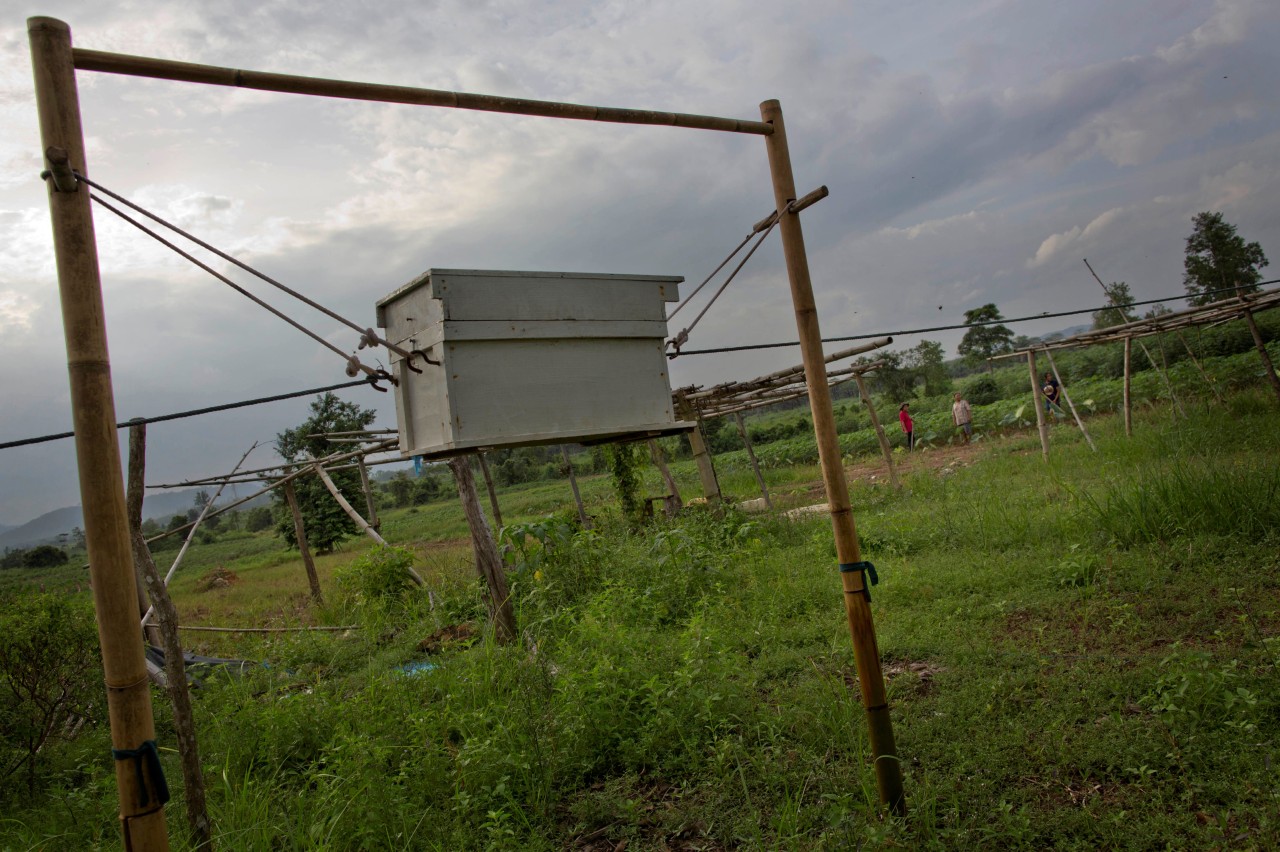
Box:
[838,561,879,601]
[111,739,170,807]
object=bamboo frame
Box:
[1028,351,1050,460]
[734,411,772,507]
[282,478,323,603]
[647,439,683,516]
[1042,350,1096,452]
[853,372,898,489]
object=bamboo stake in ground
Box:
[1177,331,1225,405]
[476,452,504,531]
[1123,336,1133,437]
[852,372,899,489]
[356,457,380,532]
[675,392,722,503]
[559,446,592,529]
[282,478,323,603]
[1043,350,1096,452]
[1028,351,1050,460]
[1240,307,1280,404]
[646,439,683,517]
[760,99,903,814]
[28,18,170,847]
[313,464,426,587]
[127,423,210,849]
[733,412,772,508]
[448,457,516,644]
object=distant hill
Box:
[0,487,272,552]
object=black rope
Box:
[670,280,1280,357]
[0,378,378,451]
[111,740,169,808]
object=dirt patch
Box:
[416,621,477,655]
[194,566,239,592]
[845,439,986,484]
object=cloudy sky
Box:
[2,0,1278,524]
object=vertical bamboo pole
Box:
[356,457,380,532]
[282,478,323,603]
[1043,350,1096,452]
[448,457,516,644]
[127,424,211,849]
[1239,308,1280,405]
[126,421,162,648]
[646,439,683,516]
[1123,337,1133,437]
[28,17,170,848]
[733,412,772,508]
[676,392,722,502]
[559,446,592,528]
[1176,331,1225,405]
[476,452,504,531]
[1028,351,1050,459]
[853,373,898,489]
[760,99,903,813]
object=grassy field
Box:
[3,379,1280,849]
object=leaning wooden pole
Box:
[1176,331,1225,405]
[760,99,903,813]
[448,457,517,644]
[676,392,722,503]
[355,457,381,532]
[314,463,425,586]
[28,17,170,848]
[646,439,683,517]
[559,446,592,529]
[127,423,210,849]
[1043,350,1096,452]
[1239,307,1280,405]
[734,412,772,508]
[853,373,899,489]
[1123,336,1133,438]
[1028,351,1050,460]
[476,452,504,531]
[282,478,323,603]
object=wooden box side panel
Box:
[394,352,452,455]
[431,272,680,322]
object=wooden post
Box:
[1176,331,1225,405]
[559,446,592,529]
[314,464,425,586]
[476,452,504,531]
[1240,308,1280,405]
[853,373,898,489]
[1043,350,1096,452]
[733,412,772,508]
[1123,336,1133,437]
[28,17,170,848]
[1028,351,1050,460]
[447,457,516,644]
[126,420,163,649]
[676,392,722,502]
[356,457,380,532]
[127,423,210,849]
[646,439,683,517]
[761,99,903,813]
[282,478,323,603]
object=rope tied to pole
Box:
[839,560,879,601]
[110,739,170,808]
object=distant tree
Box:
[903,339,952,397]
[1144,303,1172,320]
[387,472,414,508]
[273,393,377,553]
[244,506,273,533]
[958,304,1014,373]
[1183,211,1269,305]
[1091,281,1139,329]
[166,514,187,532]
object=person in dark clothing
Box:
[1042,372,1061,413]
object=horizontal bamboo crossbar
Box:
[176,624,357,633]
[72,48,773,135]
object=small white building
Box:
[376,269,692,457]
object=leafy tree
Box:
[958,304,1014,373]
[273,393,377,553]
[1183,211,1269,305]
[244,506,274,533]
[387,471,414,508]
[965,374,1001,405]
[902,339,952,397]
[1091,281,1138,329]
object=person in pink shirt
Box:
[898,402,914,451]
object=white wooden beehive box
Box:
[375,269,692,457]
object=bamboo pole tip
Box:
[28,16,70,34]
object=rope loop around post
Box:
[111,739,170,808]
[839,560,879,601]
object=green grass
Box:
[5,378,1280,848]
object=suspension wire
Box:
[669,280,1280,358]
[88,192,387,383]
[667,216,781,354]
[666,230,757,320]
[74,172,418,363]
[0,377,378,452]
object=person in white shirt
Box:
[952,392,973,444]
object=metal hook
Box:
[412,348,439,366]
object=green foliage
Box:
[0,593,101,796]
[1091,281,1138,329]
[1184,211,1269,305]
[964,374,1000,405]
[273,392,378,553]
[903,339,952,397]
[334,545,420,608]
[957,303,1014,370]
[604,442,645,523]
[0,545,69,569]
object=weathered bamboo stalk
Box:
[853,373,898,488]
[448,457,516,644]
[127,423,210,849]
[761,99,903,813]
[314,464,425,586]
[1028,351,1050,460]
[177,624,356,634]
[559,446,591,529]
[28,17,170,846]
[1240,307,1280,405]
[282,478,323,603]
[1043,350,1096,452]
[675,392,721,503]
[1123,336,1133,437]
[476,452,504,531]
[646,439,683,517]
[356,457,380,532]
[734,412,772,508]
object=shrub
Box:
[335,545,420,605]
[966,374,1001,405]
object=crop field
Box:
[3,346,1280,849]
